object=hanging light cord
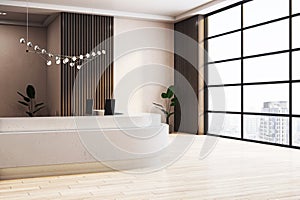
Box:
[26,0,29,51]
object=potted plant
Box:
[17,85,45,117]
[153,85,178,131]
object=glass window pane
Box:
[208,32,241,61]
[292,83,300,114]
[208,60,241,85]
[208,86,241,112]
[292,118,300,146]
[293,0,300,14]
[208,113,241,138]
[244,115,289,145]
[244,84,289,114]
[244,19,289,56]
[292,51,300,80]
[244,53,289,83]
[292,16,300,49]
[208,6,241,37]
[244,0,289,27]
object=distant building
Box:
[259,101,289,144]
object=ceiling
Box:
[0,0,241,22]
[7,0,214,17]
[0,5,58,27]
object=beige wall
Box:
[47,15,61,116]
[0,25,48,117]
[114,18,174,124]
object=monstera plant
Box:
[153,85,178,126]
[17,85,45,117]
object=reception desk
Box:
[0,113,169,179]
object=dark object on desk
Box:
[86,99,94,115]
[104,99,115,115]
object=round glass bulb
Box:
[102,50,106,54]
[46,60,52,66]
[27,42,33,47]
[92,52,96,57]
[41,49,47,54]
[86,53,90,58]
[19,38,26,44]
[63,58,69,64]
[56,59,61,65]
[97,51,101,55]
[34,45,40,51]
[77,65,82,70]
[70,63,75,67]
[79,55,84,60]
[72,56,77,62]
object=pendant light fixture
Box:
[19,0,106,70]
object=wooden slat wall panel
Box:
[61,13,113,116]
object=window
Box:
[244,84,289,114]
[208,5,241,37]
[208,113,241,138]
[244,53,289,83]
[208,32,241,61]
[243,0,289,27]
[208,60,241,85]
[244,19,289,56]
[205,0,299,148]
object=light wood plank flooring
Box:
[1,135,300,200]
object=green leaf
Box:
[26,112,33,117]
[17,92,30,102]
[26,85,35,99]
[35,102,44,108]
[161,93,168,99]
[33,106,45,114]
[166,87,174,99]
[18,101,29,106]
[170,97,178,106]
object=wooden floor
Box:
[2,135,300,200]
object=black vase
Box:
[104,99,115,115]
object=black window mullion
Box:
[241,4,244,140]
[289,0,293,146]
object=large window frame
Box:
[204,0,300,149]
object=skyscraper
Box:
[259,101,289,144]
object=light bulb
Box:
[48,53,53,58]
[97,51,101,55]
[55,56,60,61]
[63,58,69,64]
[46,60,52,66]
[102,50,106,54]
[27,42,33,47]
[79,55,84,60]
[2,12,7,16]
[41,49,47,54]
[70,63,75,67]
[77,65,82,70]
[86,53,90,58]
[92,52,96,57]
[72,56,77,62]
[56,59,61,65]
[34,45,40,51]
[19,38,26,44]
